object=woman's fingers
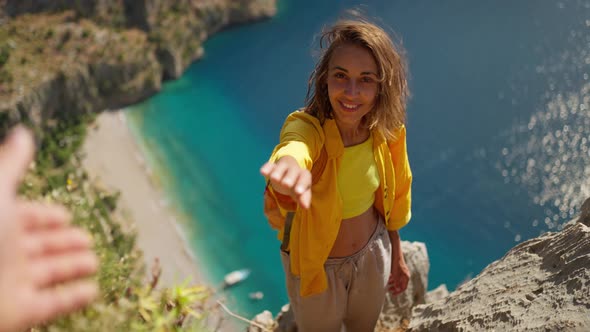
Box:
[264,159,301,195]
[294,169,311,195]
[298,189,312,209]
[260,162,275,177]
[388,275,409,295]
[261,158,312,208]
[294,170,312,209]
[388,280,401,295]
[269,162,289,187]
[281,165,300,189]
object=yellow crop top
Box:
[337,134,380,218]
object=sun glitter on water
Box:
[496,15,590,236]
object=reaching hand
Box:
[260,156,312,209]
[0,127,99,332]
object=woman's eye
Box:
[361,77,374,83]
[334,72,346,79]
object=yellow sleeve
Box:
[269,111,323,170]
[266,111,323,211]
[387,125,412,231]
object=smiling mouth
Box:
[339,101,361,112]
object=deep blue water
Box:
[127,0,590,321]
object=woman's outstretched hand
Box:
[260,156,312,209]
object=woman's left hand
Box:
[387,257,410,296]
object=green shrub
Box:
[0,44,10,67]
[45,28,55,40]
[0,69,13,83]
[101,191,121,212]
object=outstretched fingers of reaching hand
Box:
[0,126,34,199]
[260,158,312,209]
[268,161,290,190]
[259,161,274,178]
[292,170,311,209]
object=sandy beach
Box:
[82,110,244,331]
[81,110,204,288]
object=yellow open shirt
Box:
[267,111,412,297]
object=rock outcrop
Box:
[409,213,590,331]
[0,0,276,133]
[578,197,590,226]
[377,241,432,330]
[0,17,162,130]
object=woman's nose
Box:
[345,80,359,96]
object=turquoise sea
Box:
[127,0,590,321]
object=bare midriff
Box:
[328,206,381,258]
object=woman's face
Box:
[327,43,379,129]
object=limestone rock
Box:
[578,197,590,226]
[228,0,277,25]
[424,284,449,304]
[377,241,431,330]
[248,310,276,332]
[409,221,590,332]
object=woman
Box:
[260,17,412,332]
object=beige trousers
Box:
[280,220,392,332]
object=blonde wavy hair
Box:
[304,17,410,140]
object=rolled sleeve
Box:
[269,112,322,166]
[271,141,313,170]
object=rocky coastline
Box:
[0,0,277,134]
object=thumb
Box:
[0,126,35,197]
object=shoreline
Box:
[82,110,244,331]
[81,110,205,288]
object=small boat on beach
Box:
[223,269,251,288]
[249,291,264,301]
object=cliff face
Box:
[409,200,590,332]
[0,0,276,132]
